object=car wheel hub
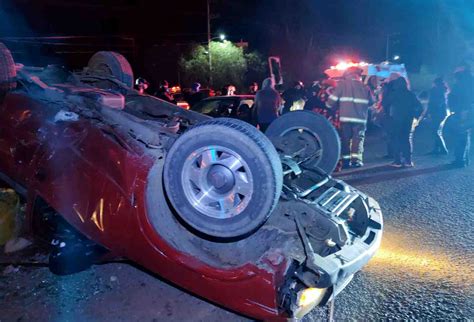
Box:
[182,146,254,219]
[207,164,235,193]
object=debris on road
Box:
[4,237,32,254]
[0,188,19,245]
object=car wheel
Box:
[265,111,341,174]
[164,118,283,239]
[0,42,16,93]
[87,51,134,87]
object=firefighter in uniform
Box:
[327,67,372,168]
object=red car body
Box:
[0,60,382,320]
[0,92,288,319]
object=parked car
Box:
[191,95,254,123]
[0,43,383,320]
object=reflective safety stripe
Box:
[338,97,369,104]
[342,155,352,159]
[340,116,367,124]
[351,153,362,158]
[339,97,353,102]
[328,94,339,101]
[354,98,369,104]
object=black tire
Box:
[0,42,16,92]
[87,51,134,87]
[164,118,283,239]
[265,111,341,174]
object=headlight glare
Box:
[293,287,327,319]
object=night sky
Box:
[1,0,473,84]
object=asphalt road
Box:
[307,124,474,320]
[1,123,473,321]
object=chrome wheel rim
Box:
[181,146,254,219]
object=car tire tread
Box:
[163,117,282,239]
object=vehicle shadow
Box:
[338,164,456,186]
[124,261,255,321]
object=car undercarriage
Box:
[0,45,382,320]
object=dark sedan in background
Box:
[191,95,255,123]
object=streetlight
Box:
[209,34,226,41]
[393,55,400,61]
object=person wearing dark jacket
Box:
[382,77,422,167]
[379,73,402,159]
[304,82,340,128]
[155,80,176,103]
[187,82,205,108]
[249,82,258,95]
[253,77,282,131]
[427,77,449,155]
[448,68,473,167]
[304,83,325,111]
[327,67,372,168]
[135,77,150,95]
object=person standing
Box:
[187,82,204,108]
[382,77,422,167]
[249,82,259,94]
[448,67,473,167]
[253,77,282,132]
[427,77,449,155]
[379,73,402,159]
[327,67,372,168]
[155,80,175,103]
[221,84,236,96]
[304,81,340,130]
[226,85,236,96]
[304,83,325,111]
[367,75,379,97]
[135,77,150,95]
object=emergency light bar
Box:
[330,61,369,71]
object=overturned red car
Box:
[0,43,382,320]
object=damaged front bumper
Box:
[277,174,383,319]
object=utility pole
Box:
[385,32,400,62]
[207,0,212,87]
